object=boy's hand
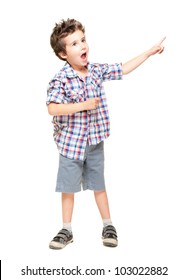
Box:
[149,36,166,56]
[83,98,100,110]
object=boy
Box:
[46,18,165,249]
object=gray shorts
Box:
[56,141,105,193]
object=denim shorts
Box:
[56,141,105,193]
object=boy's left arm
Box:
[122,37,166,75]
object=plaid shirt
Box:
[46,62,123,161]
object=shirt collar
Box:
[63,62,94,78]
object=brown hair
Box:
[50,18,85,61]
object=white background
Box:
[0,0,187,279]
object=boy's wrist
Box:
[143,50,151,58]
[76,101,86,112]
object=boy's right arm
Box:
[48,98,100,116]
[122,37,166,75]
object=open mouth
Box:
[81,52,87,60]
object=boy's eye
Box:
[82,38,86,43]
[72,42,77,46]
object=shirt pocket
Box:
[64,89,85,103]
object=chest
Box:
[63,74,102,102]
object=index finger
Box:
[158,36,166,45]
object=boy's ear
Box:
[58,51,67,60]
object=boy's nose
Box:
[80,42,86,50]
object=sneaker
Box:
[102,225,118,247]
[49,228,73,249]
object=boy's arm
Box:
[122,37,166,75]
[48,98,100,116]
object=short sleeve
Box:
[46,79,66,105]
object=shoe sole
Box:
[103,238,118,247]
[49,239,73,250]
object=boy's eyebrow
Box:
[70,39,77,45]
[69,36,86,45]
[69,38,78,45]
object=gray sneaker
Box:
[102,225,118,247]
[49,228,73,249]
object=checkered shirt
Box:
[46,62,123,161]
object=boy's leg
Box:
[49,153,83,249]
[94,190,118,247]
[62,192,74,225]
[49,193,74,250]
[83,142,118,247]
[94,190,110,219]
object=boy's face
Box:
[59,30,89,70]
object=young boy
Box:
[46,18,165,249]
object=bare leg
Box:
[94,190,118,247]
[61,193,74,223]
[94,190,111,219]
[49,193,74,249]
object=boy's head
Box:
[50,18,85,61]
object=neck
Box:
[75,66,88,78]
